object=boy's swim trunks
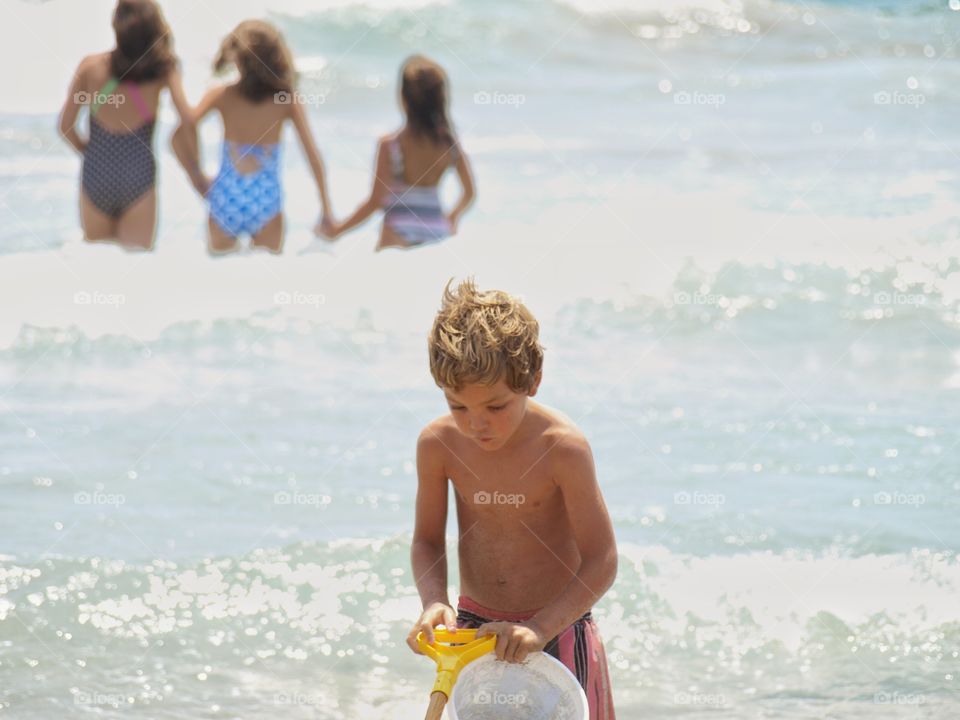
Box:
[456,594,616,720]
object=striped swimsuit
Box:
[457,595,617,720]
[81,78,156,218]
[381,138,457,246]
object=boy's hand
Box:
[476,620,548,664]
[406,601,457,654]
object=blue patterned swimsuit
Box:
[208,141,282,238]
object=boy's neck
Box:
[491,399,540,454]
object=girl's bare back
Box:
[82,53,164,131]
[394,128,457,187]
[217,84,288,145]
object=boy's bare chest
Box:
[445,444,559,511]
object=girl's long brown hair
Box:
[109,0,176,82]
[214,20,296,103]
[400,55,455,147]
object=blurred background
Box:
[0,0,958,717]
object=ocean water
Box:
[1,0,959,717]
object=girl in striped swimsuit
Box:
[58,0,195,250]
[318,55,475,251]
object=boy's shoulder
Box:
[415,404,592,467]
[416,414,458,450]
[530,402,592,458]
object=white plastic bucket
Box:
[448,652,588,720]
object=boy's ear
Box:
[527,370,543,397]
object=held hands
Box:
[186,162,211,197]
[476,620,549,664]
[191,173,211,198]
[314,214,339,240]
[406,601,457,655]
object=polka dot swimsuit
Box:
[81,79,156,218]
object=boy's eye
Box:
[488,405,506,412]
[450,406,466,412]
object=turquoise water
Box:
[1,0,959,717]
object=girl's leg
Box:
[80,191,117,243]
[376,223,410,252]
[115,190,157,250]
[251,213,284,254]
[208,215,239,254]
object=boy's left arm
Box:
[478,435,618,662]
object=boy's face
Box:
[443,375,540,452]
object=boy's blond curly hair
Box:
[429,279,544,393]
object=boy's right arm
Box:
[406,425,457,654]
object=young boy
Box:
[406,279,618,719]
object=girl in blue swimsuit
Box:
[172,20,332,254]
[58,0,195,250]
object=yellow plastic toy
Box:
[417,628,496,720]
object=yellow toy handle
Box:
[417,628,497,699]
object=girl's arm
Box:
[57,58,91,155]
[171,84,222,196]
[289,99,332,218]
[446,144,476,234]
[324,140,391,239]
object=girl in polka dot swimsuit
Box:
[58,0,195,250]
